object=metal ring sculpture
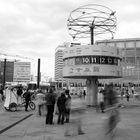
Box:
[67,4,117,43]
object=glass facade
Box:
[96,38,140,83]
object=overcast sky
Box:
[0,0,140,78]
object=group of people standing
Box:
[45,88,71,125]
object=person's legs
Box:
[57,111,62,124]
[61,111,65,124]
[46,105,51,124]
[65,109,70,123]
[38,105,42,116]
[25,100,29,111]
[100,102,104,113]
[127,96,129,102]
[77,118,85,135]
[49,105,55,124]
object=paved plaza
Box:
[0,98,140,140]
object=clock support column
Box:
[86,77,98,107]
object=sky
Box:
[0,0,140,79]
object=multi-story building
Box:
[0,61,14,83]
[55,43,84,88]
[55,44,67,87]
[96,38,140,85]
[0,60,31,84]
[55,38,140,88]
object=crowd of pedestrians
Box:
[44,88,71,125]
[35,87,72,125]
[0,84,73,125]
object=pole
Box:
[37,58,40,89]
[3,59,6,88]
[90,27,94,45]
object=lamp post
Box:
[3,59,6,88]
[37,58,40,89]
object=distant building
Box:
[55,44,67,87]
[0,61,14,83]
[0,60,31,84]
[55,42,86,88]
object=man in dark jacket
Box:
[45,88,56,124]
[17,86,23,104]
[23,89,31,111]
[57,92,66,124]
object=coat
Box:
[57,94,66,112]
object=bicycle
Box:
[5,97,36,112]
[18,98,36,111]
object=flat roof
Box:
[96,38,140,43]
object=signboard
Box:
[13,62,31,82]
[63,65,122,78]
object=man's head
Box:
[61,92,65,97]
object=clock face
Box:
[64,56,119,66]
[62,45,122,78]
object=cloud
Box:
[0,0,140,77]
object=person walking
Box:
[126,89,130,102]
[57,92,66,124]
[104,83,120,139]
[65,91,71,123]
[45,88,56,125]
[97,90,105,113]
[36,90,45,116]
[120,88,124,100]
[83,90,86,99]
[23,89,31,111]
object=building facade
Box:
[55,45,67,87]
[96,38,140,84]
[0,60,31,84]
[0,61,14,83]
[55,38,140,88]
[55,43,85,88]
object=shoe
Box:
[65,119,69,123]
[78,131,85,135]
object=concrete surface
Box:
[0,97,140,140]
